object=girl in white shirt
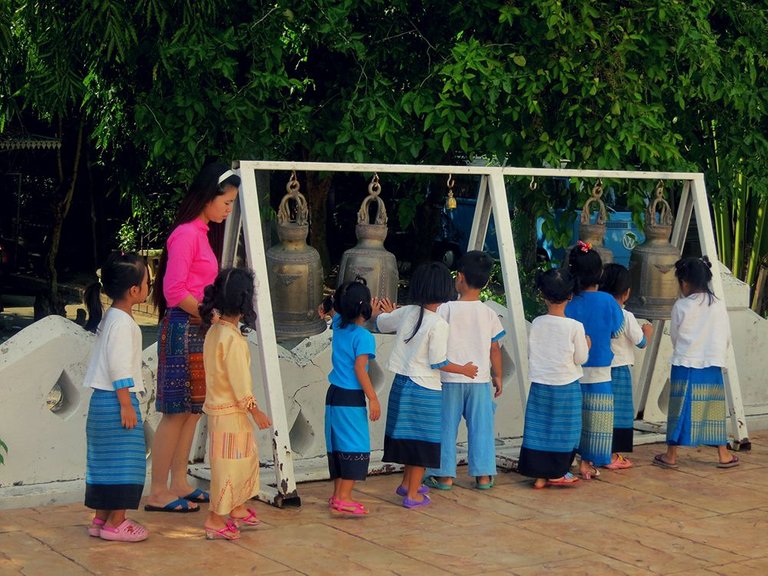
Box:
[653,256,739,470]
[374,262,478,508]
[82,253,150,542]
[518,268,590,489]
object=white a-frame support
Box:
[224,162,749,506]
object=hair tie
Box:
[576,240,592,253]
[218,169,236,185]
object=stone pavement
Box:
[1,437,767,576]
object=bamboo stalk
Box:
[746,194,767,287]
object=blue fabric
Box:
[383,374,442,467]
[328,314,376,390]
[666,365,727,447]
[611,365,634,431]
[112,377,134,390]
[565,291,624,367]
[579,381,614,466]
[491,330,506,342]
[324,385,370,453]
[431,360,450,369]
[85,389,146,509]
[518,381,582,479]
[425,382,497,478]
[638,335,647,349]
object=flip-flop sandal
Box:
[205,520,240,541]
[100,519,149,542]
[144,497,200,513]
[717,456,740,468]
[579,465,601,480]
[396,484,430,497]
[331,500,369,515]
[402,495,431,509]
[604,454,633,470]
[474,477,495,490]
[652,454,679,469]
[182,488,210,503]
[547,472,579,487]
[230,507,261,527]
[423,476,453,491]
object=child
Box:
[200,268,272,541]
[424,251,505,490]
[82,252,150,542]
[374,262,478,508]
[565,241,623,479]
[518,269,589,489]
[652,256,739,470]
[599,263,653,469]
[325,278,381,515]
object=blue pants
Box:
[426,382,497,478]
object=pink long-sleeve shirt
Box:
[163,219,218,307]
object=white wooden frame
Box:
[225,162,749,505]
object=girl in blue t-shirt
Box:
[325,278,380,515]
[565,241,624,479]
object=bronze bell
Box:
[565,180,613,265]
[266,172,326,340]
[625,181,681,320]
[337,175,399,301]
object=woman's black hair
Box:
[199,267,256,334]
[153,163,241,318]
[83,252,147,332]
[599,263,632,298]
[535,268,574,304]
[568,245,603,294]
[336,277,373,329]
[405,261,455,343]
[675,256,716,304]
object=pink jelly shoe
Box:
[88,517,106,537]
[99,519,149,542]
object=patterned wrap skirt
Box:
[383,374,441,468]
[611,365,635,453]
[666,365,727,447]
[85,390,146,510]
[208,411,260,516]
[518,381,581,479]
[325,385,371,481]
[156,308,207,414]
[579,381,614,467]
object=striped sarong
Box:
[666,365,727,447]
[579,381,614,466]
[518,381,581,479]
[85,390,146,510]
[383,374,441,468]
[156,308,207,414]
[325,385,371,481]
[208,411,259,516]
[611,365,635,453]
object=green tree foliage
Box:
[1,1,766,311]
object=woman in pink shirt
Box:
[144,163,240,513]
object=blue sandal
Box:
[182,488,210,503]
[423,476,453,491]
[475,477,494,490]
[144,497,199,513]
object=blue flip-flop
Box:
[423,476,453,491]
[475,477,495,490]
[182,488,210,503]
[144,497,200,513]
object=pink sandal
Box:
[204,520,240,541]
[99,519,149,542]
[88,517,106,537]
[331,500,369,515]
[604,454,633,470]
[230,507,260,528]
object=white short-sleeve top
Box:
[83,307,145,393]
[528,314,589,386]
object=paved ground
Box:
[1,436,766,576]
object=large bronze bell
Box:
[565,180,613,265]
[625,181,681,320]
[337,174,399,300]
[266,172,326,340]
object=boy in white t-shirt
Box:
[424,251,505,490]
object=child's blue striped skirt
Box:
[666,365,727,446]
[518,381,581,479]
[85,389,146,510]
[325,384,371,481]
[383,374,441,468]
[611,365,635,453]
[579,381,614,467]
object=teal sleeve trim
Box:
[112,377,134,390]
[637,336,647,349]
[491,330,506,342]
[431,360,450,369]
